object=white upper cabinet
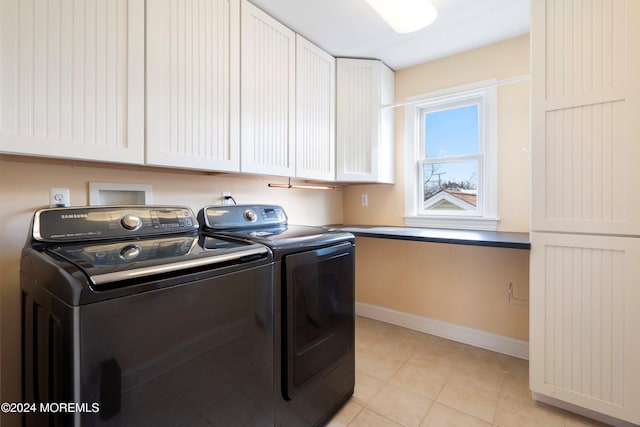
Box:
[146,0,240,172]
[240,0,295,177]
[295,35,336,181]
[531,0,640,236]
[0,0,144,164]
[336,58,394,183]
[1,0,391,182]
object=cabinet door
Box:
[240,0,295,177]
[530,232,640,424]
[146,0,240,172]
[0,0,144,164]
[531,0,640,236]
[336,59,394,183]
[295,35,335,181]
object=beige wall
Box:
[347,36,531,341]
[0,155,343,417]
[356,237,530,340]
[344,35,531,232]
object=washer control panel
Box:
[33,206,198,242]
[201,204,287,230]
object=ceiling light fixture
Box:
[366,0,438,34]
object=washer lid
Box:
[47,235,269,287]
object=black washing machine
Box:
[21,205,275,427]
[198,204,355,427]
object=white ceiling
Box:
[249,0,531,70]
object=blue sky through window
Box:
[425,104,478,157]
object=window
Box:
[404,80,498,230]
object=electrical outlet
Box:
[50,188,70,208]
[361,194,368,207]
[221,191,233,205]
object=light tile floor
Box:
[328,316,609,427]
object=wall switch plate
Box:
[50,188,70,208]
[361,194,368,207]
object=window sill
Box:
[404,215,500,231]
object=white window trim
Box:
[404,79,499,231]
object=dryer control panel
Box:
[200,204,287,230]
[32,206,198,242]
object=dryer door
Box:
[282,242,355,420]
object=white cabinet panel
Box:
[240,0,295,177]
[544,0,625,99]
[531,0,640,235]
[530,232,640,423]
[0,0,144,164]
[146,0,240,171]
[336,58,394,183]
[295,35,335,181]
[543,102,627,225]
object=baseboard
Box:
[532,393,639,427]
[355,302,529,360]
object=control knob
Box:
[244,209,257,222]
[121,214,142,231]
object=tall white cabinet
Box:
[0,0,145,164]
[146,0,240,172]
[336,58,394,183]
[240,0,295,177]
[530,0,640,424]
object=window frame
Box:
[404,79,499,230]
